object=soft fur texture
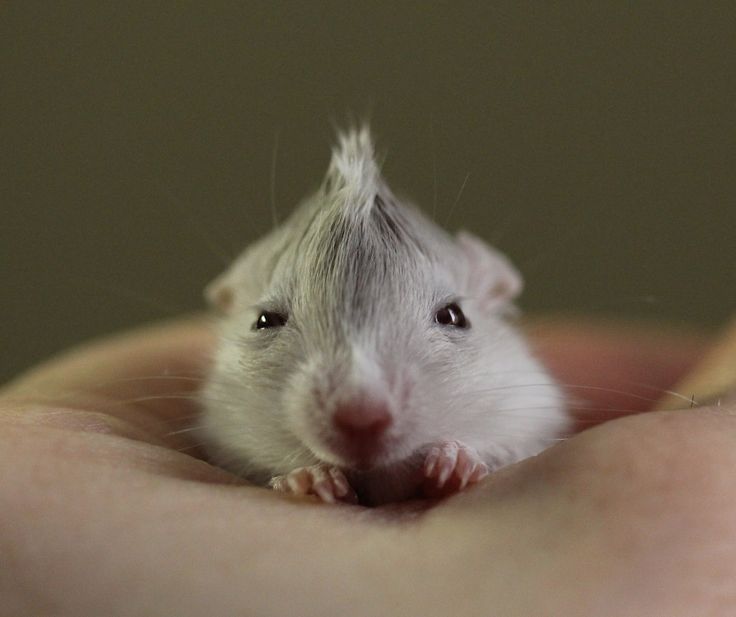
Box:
[200,127,568,504]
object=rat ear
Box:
[204,272,236,314]
[456,231,523,311]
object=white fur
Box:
[199,127,569,502]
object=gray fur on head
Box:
[200,126,567,503]
[323,124,382,204]
[207,125,516,317]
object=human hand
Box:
[1,317,733,617]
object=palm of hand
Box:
[1,318,733,617]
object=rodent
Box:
[199,127,569,506]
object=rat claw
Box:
[309,467,337,503]
[470,462,489,483]
[436,442,459,488]
[329,468,359,504]
[328,467,349,497]
[313,480,336,503]
[455,448,474,490]
[270,464,356,504]
[423,440,488,496]
[424,447,441,477]
[436,461,453,487]
[286,468,311,494]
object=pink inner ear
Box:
[209,284,234,314]
[218,287,234,312]
[456,230,523,308]
[489,279,512,299]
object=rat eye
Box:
[435,303,468,328]
[254,311,287,330]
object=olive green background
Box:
[2,2,734,384]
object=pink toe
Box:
[455,449,473,477]
[328,468,349,497]
[469,464,489,483]
[424,448,440,476]
[458,466,473,490]
[313,481,336,504]
[436,459,455,487]
[287,469,310,494]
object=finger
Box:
[0,318,213,453]
[1,317,213,418]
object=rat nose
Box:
[332,399,392,439]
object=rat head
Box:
[202,128,530,480]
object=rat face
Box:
[200,128,564,483]
[262,195,472,473]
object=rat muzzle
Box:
[329,395,394,468]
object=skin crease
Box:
[1,318,736,616]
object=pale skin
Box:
[1,317,735,616]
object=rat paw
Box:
[422,440,489,497]
[269,464,358,504]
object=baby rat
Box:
[199,127,568,506]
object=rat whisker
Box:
[613,379,700,405]
[164,425,206,437]
[174,441,211,453]
[444,171,471,225]
[430,117,438,221]
[94,375,209,390]
[485,370,696,406]
[270,129,281,229]
[100,393,234,412]
[277,445,312,470]
[484,404,638,417]
[467,382,665,405]
[89,279,186,318]
[157,184,235,266]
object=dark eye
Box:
[435,303,469,328]
[254,311,287,330]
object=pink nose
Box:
[332,400,392,439]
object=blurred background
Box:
[2,2,734,383]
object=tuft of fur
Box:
[323,125,381,206]
[199,127,569,504]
